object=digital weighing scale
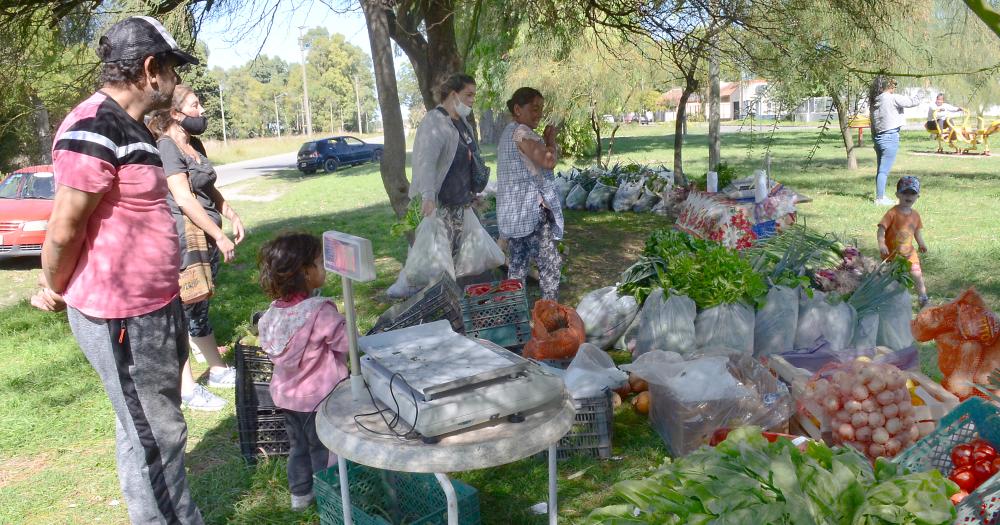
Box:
[358,321,565,439]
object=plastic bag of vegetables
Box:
[632,289,697,357]
[585,180,618,211]
[553,173,574,208]
[754,285,799,356]
[795,289,857,352]
[695,302,755,354]
[851,312,880,349]
[877,283,916,350]
[633,352,791,456]
[565,183,589,210]
[576,286,640,350]
[802,360,920,460]
[454,208,505,277]
[612,177,645,212]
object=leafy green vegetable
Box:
[389,196,422,237]
[587,426,958,525]
[619,230,767,308]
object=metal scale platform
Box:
[359,321,564,440]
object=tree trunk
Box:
[672,84,697,185]
[478,108,507,145]
[31,94,52,163]
[388,0,463,111]
[830,89,858,170]
[591,107,603,166]
[708,52,721,172]
[362,0,410,218]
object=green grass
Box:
[1,125,998,524]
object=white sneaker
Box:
[181,384,226,411]
[874,197,896,206]
[208,366,237,388]
[291,492,315,511]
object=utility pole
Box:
[353,74,363,134]
[298,26,313,136]
[218,82,228,146]
[330,101,335,133]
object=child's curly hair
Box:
[258,232,322,300]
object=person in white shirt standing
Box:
[868,75,923,206]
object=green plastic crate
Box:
[314,463,480,525]
[893,398,1000,524]
[460,280,531,351]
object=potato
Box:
[629,375,649,393]
[612,392,623,409]
[633,391,650,414]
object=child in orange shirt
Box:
[877,176,928,307]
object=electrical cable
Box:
[353,371,422,441]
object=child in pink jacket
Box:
[257,232,348,511]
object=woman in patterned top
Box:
[496,87,564,300]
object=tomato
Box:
[972,439,997,462]
[950,466,980,492]
[952,444,975,468]
[992,457,1000,472]
[972,459,998,483]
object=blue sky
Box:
[199,1,372,70]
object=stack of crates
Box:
[368,274,465,336]
[314,462,481,525]
[460,279,531,352]
[235,342,289,462]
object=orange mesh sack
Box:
[912,288,1000,399]
[523,299,587,360]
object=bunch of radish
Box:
[803,361,918,460]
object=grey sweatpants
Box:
[68,299,204,525]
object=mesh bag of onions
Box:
[802,360,918,460]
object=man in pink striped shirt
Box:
[32,16,205,524]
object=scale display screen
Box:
[323,231,376,282]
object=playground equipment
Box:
[928,108,1000,155]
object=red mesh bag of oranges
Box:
[523,299,586,360]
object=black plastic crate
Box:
[553,389,614,460]
[236,405,290,462]
[235,343,274,407]
[368,274,465,335]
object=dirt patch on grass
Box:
[0,452,51,489]
[560,211,673,303]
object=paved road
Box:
[215,135,385,188]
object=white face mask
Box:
[454,100,472,118]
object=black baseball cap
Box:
[99,16,199,66]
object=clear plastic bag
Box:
[576,286,640,350]
[695,302,755,354]
[795,289,857,352]
[565,183,589,210]
[876,283,915,350]
[554,174,574,208]
[397,214,454,287]
[851,312,879,349]
[455,208,505,277]
[562,343,628,398]
[612,178,645,212]
[754,286,799,356]
[631,187,661,213]
[625,351,791,456]
[585,181,617,211]
[633,289,697,357]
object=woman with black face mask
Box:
[148,84,245,411]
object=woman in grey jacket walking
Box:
[496,87,564,300]
[408,73,485,260]
[869,75,922,205]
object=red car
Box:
[0,165,54,259]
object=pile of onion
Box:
[803,361,917,460]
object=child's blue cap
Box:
[897,176,920,194]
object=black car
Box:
[297,136,383,174]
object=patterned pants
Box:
[508,207,561,300]
[439,205,467,259]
